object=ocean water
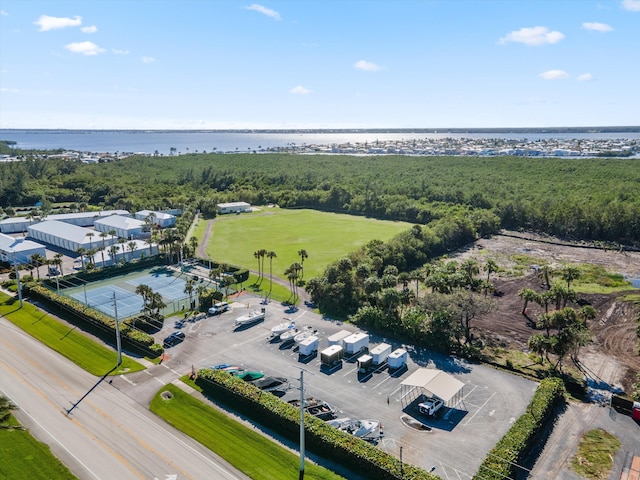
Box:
[1,129,639,156]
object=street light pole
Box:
[112,293,122,366]
[12,253,23,307]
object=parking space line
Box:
[463,391,496,425]
[372,374,395,389]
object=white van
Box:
[208,302,229,315]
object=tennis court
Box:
[70,285,144,318]
[59,266,198,319]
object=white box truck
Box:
[298,335,319,357]
[370,343,392,366]
[387,348,408,370]
[327,329,352,347]
[343,332,369,355]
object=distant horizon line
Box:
[1,126,639,134]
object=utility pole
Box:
[113,293,122,366]
[298,369,305,480]
[13,253,23,307]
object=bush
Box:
[195,369,438,480]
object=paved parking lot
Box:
[145,292,537,477]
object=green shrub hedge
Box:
[25,283,163,357]
[195,368,438,480]
[472,377,565,480]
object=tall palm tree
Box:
[117,238,127,262]
[484,258,499,282]
[85,231,95,250]
[518,288,540,316]
[127,241,137,262]
[561,266,581,289]
[30,253,45,280]
[297,249,308,280]
[184,279,195,309]
[98,231,108,267]
[266,251,277,297]
[108,245,119,266]
[76,247,86,270]
[254,251,262,280]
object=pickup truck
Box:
[418,396,444,416]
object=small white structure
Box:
[400,368,465,407]
[135,210,176,228]
[0,233,46,265]
[387,348,408,370]
[100,239,156,266]
[327,329,352,347]
[94,215,146,239]
[343,332,369,355]
[320,345,343,368]
[27,221,117,253]
[370,343,392,366]
[298,335,319,356]
[216,202,251,214]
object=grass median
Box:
[150,383,345,480]
[0,414,78,480]
[0,291,144,376]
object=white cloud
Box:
[65,41,105,56]
[1,87,19,93]
[622,0,640,11]
[34,15,82,31]
[141,56,155,63]
[577,73,593,81]
[539,69,569,80]
[354,60,382,72]
[1,10,8,16]
[499,26,564,46]
[81,25,97,34]
[244,4,281,20]
[112,49,130,55]
[582,22,613,32]
[290,85,311,95]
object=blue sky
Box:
[1,0,639,129]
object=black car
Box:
[163,331,185,347]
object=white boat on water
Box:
[326,417,380,438]
[270,320,295,338]
[234,309,265,327]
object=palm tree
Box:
[127,241,137,262]
[254,251,262,280]
[297,249,308,280]
[189,236,198,258]
[561,266,581,289]
[85,231,95,250]
[266,251,277,297]
[76,247,86,270]
[184,279,195,309]
[99,231,108,266]
[108,245,119,266]
[30,253,45,280]
[518,288,540,316]
[117,238,127,262]
[536,264,553,289]
[53,253,64,275]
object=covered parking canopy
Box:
[400,368,465,407]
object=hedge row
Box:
[25,283,164,356]
[195,368,439,480]
[472,377,565,480]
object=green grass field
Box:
[0,415,78,480]
[150,383,344,480]
[196,208,413,281]
[0,292,144,376]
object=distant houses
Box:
[0,233,46,265]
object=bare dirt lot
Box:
[455,231,640,393]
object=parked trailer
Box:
[320,345,344,368]
[343,332,369,355]
[298,335,319,357]
[357,354,373,373]
[387,348,407,370]
[327,329,352,347]
[370,343,392,366]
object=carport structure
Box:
[399,368,465,408]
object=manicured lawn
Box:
[0,415,77,480]
[197,208,412,281]
[0,292,144,376]
[150,383,344,480]
[571,428,620,479]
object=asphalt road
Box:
[0,316,249,480]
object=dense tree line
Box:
[1,152,638,245]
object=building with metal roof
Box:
[0,217,36,234]
[45,210,130,227]
[0,233,47,265]
[217,202,251,214]
[27,221,117,253]
[135,210,176,228]
[94,215,147,239]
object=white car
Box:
[418,396,444,416]
[208,301,229,315]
